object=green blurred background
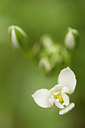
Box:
[0,0,85,128]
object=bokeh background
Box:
[0,0,85,128]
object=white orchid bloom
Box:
[32,67,77,115]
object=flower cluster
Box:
[38,34,70,73]
[32,67,76,115]
[8,25,79,73]
[8,25,78,115]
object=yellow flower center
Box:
[53,91,63,103]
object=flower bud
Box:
[40,34,54,48]
[39,57,52,73]
[8,25,29,51]
[64,27,79,50]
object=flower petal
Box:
[50,84,63,94]
[61,92,69,106]
[59,103,75,115]
[11,27,20,48]
[55,100,64,109]
[58,67,76,94]
[49,96,55,105]
[32,89,52,108]
[62,87,70,94]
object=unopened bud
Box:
[40,34,54,48]
[39,57,52,73]
[64,27,79,50]
[8,25,29,51]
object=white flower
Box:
[64,27,79,50]
[32,67,77,115]
[8,25,29,51]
